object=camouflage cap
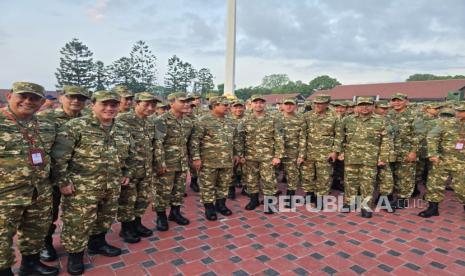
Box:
[356,96,374,105]
[390,93,408,101]
[62,85,90,98]
[439,107,455,116]
[454,102,465,111]
[209,96,230,105]
[157,101,169,108]
[11,82,45,98]
[427,102,446,109]
[167,92,188,101]
[205,92,219,100]
[375,100,390,108]
[134,92,160,102]
[250,94,266,102]
[232,99,245,106]
[304,100,313,106]
[313,94,331,103]
[283,98,296,105]
[345,101,356,107]
[112,85,134,98]
[191,92,201,99]
[330,100,346,107]
[92,90,120,102]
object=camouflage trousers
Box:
[425,161,465,203]
[344,164,377,206]
[118,176,153,222]
[333,160,344,185]
[415,158,431,185]
[0,189,52,269]
[153,170,186,212]
[391,161,416,198]
[243,160,277,196]
[301,160,333,196]
[376,164,394,196]
[230,164,243,187]
[199,167,233,204]
[281,158,301,191]
[61,185,120,253]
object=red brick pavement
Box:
[12,186,465,275]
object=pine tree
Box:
[55,38,95,88]
[164,55,182,93]
[130,40,157,92]
[93,60,108,90]
[107,57,136,86]
[195,68,214,96]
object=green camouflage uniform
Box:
[300,104,338,196]
[230,113,244,186]
[425,114,465,203]
[51,93,136,253]
[0,82,56,269]
[190,107,241,203]
[385,98,420,199]
[237,109,284,196]
[153,110,192,211]
[116,107,157,222]
[278,110,305,191]
[335,98,390,206]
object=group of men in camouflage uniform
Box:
[1,81,465,275]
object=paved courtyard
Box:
[14,186,465,275]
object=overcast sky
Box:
[1,0,465,90]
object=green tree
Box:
[406,74,465,81]
[107,57,136,86]
[195,68,214,96]
[130,40,157,92]
[217,83,224,94]
[164,55,196,92]
[261,74,290,89]
[308,75,341,94]
[93,60,108,90]
[55,38,95,88]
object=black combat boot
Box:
[418,202,439,218]
[284,190,295,208]
[40,234,57,262]
[168,206,190,225]
[156,211,169,231]
[67,251,84,275]
[204,203,217,221]
[0,268,13,276]
[228,186,236,199]
[245,193,259,210]
[134,217,153,237]
[87,233,121,257]
[215,198,233,216]
[18,254,59,276]
[190,177,200,192]
[361,208,373,218]
[119,221,141,243]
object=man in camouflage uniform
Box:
[299,95,338,208]
[385,93,420,208]
[279,98,305,207]
[184,97,201,193]
[374,100,390,116]
[330,101,347,192]
[113,85,134,113]
[419,103,465,217]
[155,102,169,117]
[228,99,246,199]
[237,95,284,214]
[346,101,355,115]
[117,92,160,243]
[51,90,136,275]
[191,92,202,116]
[191,96,241,220]
[37,85,90,261]
[0,82,59,276]
[153,92,192,231]
[334,97,390,218]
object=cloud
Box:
[86,0,110,21]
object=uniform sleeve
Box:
[51,123,79,188]
[298,116,307,160]
[410,116,423,153]
[427,121,443,158]
[273,117,285,159]
[378,119,390,163]
[190,119,204,161]
[333,117,345,153]
[122,132,137,179]
[153,118,167,169]
[236,119,245,158]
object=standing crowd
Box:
[0,81,464,275]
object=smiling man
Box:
[51,90,136,275]
[0,82,59,276]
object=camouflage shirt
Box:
[427,118,465,164]
[117,110,158,179]
[237,112,284,161]
[0,107,56,205]
[51,114,136,189]
[37,107,83,127]
[385,108,421,161]
[190,113,241,168]
[335,113,390,165]
[278,113,306,160]
[301,109,338,161]
[154,111,193,171]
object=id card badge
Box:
[29,148,45,166]
[456,142,464,151]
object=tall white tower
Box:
[224,0,236,96]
